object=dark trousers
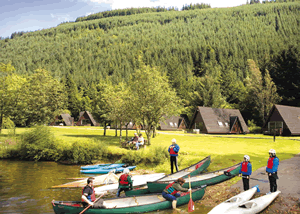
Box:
[268,172,278,192]
[242,177,249,191]
[170,156,179,174]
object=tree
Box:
[65,73,82,120]
[129,57,181,144]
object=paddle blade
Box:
[188,198,195,212]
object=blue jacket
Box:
[266,156,279,173]
[168,144,180,156]
[239,161,252,176]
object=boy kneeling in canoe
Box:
[162,178,191,210]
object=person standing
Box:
[116,168,133,197]
[168,138,180,174]
[266,149,279,192]
[162,178,191,210]
[239,155,252,191]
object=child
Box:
[266,149,279,192]
[239,155,252,191]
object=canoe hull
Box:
[80,166,136,174]
[52,187,206,214]
[81,164,112,170]
[147,163,241,193]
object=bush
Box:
[19,126,60,161]
[247,119,262,134]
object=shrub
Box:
[247,119,262,134]
[19,126,60,161]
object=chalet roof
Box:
[60,113,73,126]
[79,111,97,126]
[180,114,190,128]
[266,104,300,135]
[193,106,249,133]
[159,115,182,130]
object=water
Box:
[0,160,211,214]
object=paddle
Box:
[242,176,268,183]
[188,175,195,212]
[79,194,104,214]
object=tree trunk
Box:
[103,121,107,136]
[145,126,152,145]
[119,122,122,142]
[125,124,128,140]
[152,126,156,138]
[115,122,118,137]
[0,112,3,134]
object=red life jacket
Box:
[169,146,178,155]
[267,157,274,169]
[241,162,248,173]
[119,174,129,185]
[82,186,96,202]
[165,182,179,195]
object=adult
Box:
[136,133,144,150]
[162,178,191,210]
[239,155,252,191]
[266,149,279,192]
[128,133,138,146]
[116,168,133,197]
[168,138,180,174]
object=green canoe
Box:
[52,186,206,214]
[146,163,241,193]
[125,155,211,196]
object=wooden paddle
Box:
[79,194,104,214]
[188,175,194,212]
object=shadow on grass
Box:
[62,135,131,146]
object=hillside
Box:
[0,2,299,119]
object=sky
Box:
[0,0,247,38]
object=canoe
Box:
[81,163,112,170]
[81,163,125,170]
[225,191,281,214]
[52,171,120,188]
[125,155,211,196]
[208,185,259,214]
[94,173,165,194]
[80,166,136,174]
[146,163,241,193]
[52,186,206,214]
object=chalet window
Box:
[174,122,177,127]
[268,121,283,133]
[82,119,91,125]
[218,121,223,126]
[225,122,229,127]
[129,122,133,125]
[169,122,174,127]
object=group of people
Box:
[126,133,144,150]
[80,137,280,211]
[239,149,279,193]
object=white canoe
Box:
[94,173,165,194]
[226,191,281,214]
[208,185,259,214]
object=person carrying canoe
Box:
[168,138,180,174]
[162,178,191,210]
[266,149,279,193]
[116,168,133,197]
[238,155,252,190]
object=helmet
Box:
[269,149,276,154]
[244,155,250,161]
[123,168,130,174]
[171,138,176,143]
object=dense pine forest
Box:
[0,1,299,130]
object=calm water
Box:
[0,160,211,214]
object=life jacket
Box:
[82,186,96,202]
[119,174,129,185]
[169,146,178,155]
[267,157,275,169]
[165,182,179,195]
[241,162,248,173]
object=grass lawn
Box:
[1,126,299,186]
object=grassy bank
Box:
[1,127,299,176]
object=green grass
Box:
[1,127,299,178]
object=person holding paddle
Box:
[238,155,252,190]
[162,178,191,211]
[116,168,133,197]
[168,138,180,174]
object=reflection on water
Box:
[0,160,211,214]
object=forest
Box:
[0,1,299,132]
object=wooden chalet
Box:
[262,104,300,136]
[189,106,249,134]
[50,113,74,126]
[157,114,190,131]
[76,111,98,126]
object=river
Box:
[0,160,211,214]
